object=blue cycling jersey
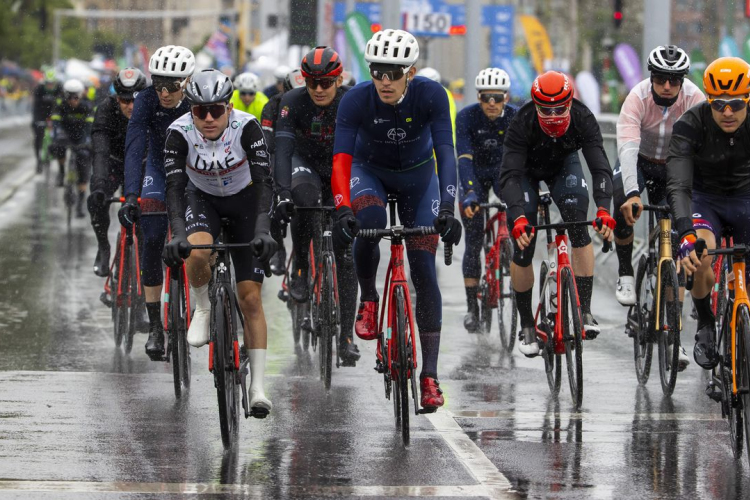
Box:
[455,103,517,194]
[333,76,457,206]
[123,87,190,199]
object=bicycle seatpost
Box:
[686,239,708,291]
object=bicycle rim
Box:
[320,259,335,390]
[736,305,750,461]
[633,255,654,384]
[498,239,517,351]
[561,269,583,410]
[124,245,138,355]
[112,245,126,347]
[170,275,190,398]
[215,288,239,448]
[479,278,492,335]
[395,286,410,446]
[540,262,561,395]
[657,261,680,397]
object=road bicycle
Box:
[694,237,750,463]
[531,192,610,410]
[163,242,192,399]
[357,194,454,446]
[625,203,682,396]
[278,241,315,354]
[189,220,271,448]
[476,201,516,350]
[62,142,89,227]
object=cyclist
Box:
[49,79,94,216]
[331,29,462,410]
[263,65,291,99]
[274,47,361,365]
[457,67,517,333]
[162,69,277,415]
[260,68,304,275]
[667,56,750,370]
[88,68,148,277]
[118,45,195,360]
[613,45,704,313]
[230,72,269,121]
[501,71,615,357]
[31,68,61,173]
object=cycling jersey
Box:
[230,90,269,121]
[32,83,61,121]
[443,86,457,145]
[332,76,456,208]
[667,101,750,236]
[91,96,128,191]
[275,86,348,193]
[456,102,517,195]
[123,86,190,200]
[163,109,273,236]
[260,93,283,154]
[500,99,613,221]
[50,99,94,143]
[617,78,705,196]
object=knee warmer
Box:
[558,195,591,248]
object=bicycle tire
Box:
[320,256,336,390]
[479,277,493,334]
[214,287,239,448]
[170,272,191,398]
[112,240,126,348]
[560,268,584,410]
[395,285,411,446]
[736,304,750,461]
[539,262,561,395]
[657,260,680,396]
[124,243,139,355]
[498,238,517,351]
[633,254,654,385]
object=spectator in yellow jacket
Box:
[230,72,269,121]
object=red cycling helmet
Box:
[531,71,574,107]
[300,46,343,78]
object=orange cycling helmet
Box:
[531,71,573,107]
[703,57,750,97]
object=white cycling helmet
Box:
[62,78,85,96]
[647,45,690,76]
[274,65,292,80]
[417,67,441,83]
[475,68,511,91]
[365,29,419,67]
[234,72,262,93]
[149,45,196,78]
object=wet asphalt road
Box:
[0,125,749,499]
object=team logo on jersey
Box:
[387,128,407,141]
[431,199,440,216]
[256,150,267,157]
[350,177,360,188]
[405,117,412,123]
[335,194,343,207]
[185,206,193,221]
[447,185,456,198]
[143,176,153,187]
[281,106,289,118]
[566,174,577,188]
[251,138,264,148]
[373,118,390,124]
[181,124,194,132]
[483,139,498,148]
[231,121,240,129]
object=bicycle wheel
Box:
[539,262,561,395]
[657,260,680,397]
[394,285,411,446]
[112,240,127,348]
[170,272,191,398]
[319,257,336,390]
[479,276,493,334]
[736,304,750,462]
[214,287,239,448]
[498,239,517,352]
[560,268,584,410]
[124,243,139,355]
[633,255,654,385]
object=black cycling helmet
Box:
[113,68,147,99]
[300,46,343,78]
[184,69,234,105]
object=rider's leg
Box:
[351,165,387,303]
[139,205,169,353]
[88,172,119,276]
[289,162,322,301]
[460,180,489,332]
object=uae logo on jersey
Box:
[387,128,407,141]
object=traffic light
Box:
[613,0,623,29]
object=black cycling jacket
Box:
[91,96,129,192]
[32,83,62,122]
[499,99,613,221]
[50,99,94,143]
[667,101,750,236]
[260,93,283,155]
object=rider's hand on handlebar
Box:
[678,231,704,276]
[433,202,462,246]
[162,233,191,268]
[620,195,642,226]
[252,233,278,262]
[332,206,360,248]
[117,194,140,229]
[461,191,479,219]
[594,208,615,241]
[274,191,295,224]
[512,216,533,250]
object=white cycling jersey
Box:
[166,109,259,197]
[616,78,705,195]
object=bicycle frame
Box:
[726,255,749,394]
[103,223,142,307]
[652,213,675,331]
[482,204,510,305]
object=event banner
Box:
[519,15,553,74]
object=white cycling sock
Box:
[249,349,267,395]
[191,284,210,311]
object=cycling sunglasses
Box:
[369,65,409,81]
[240,91,256,97]
[117,97,134,104]
[305,77,337,90]
[708,96,750,113]
[65,92,80,100]
[536,104,570,116]
[479,93,506,104]
[651,74,683,86]
[152,76,185,94]
[191,103,228,120]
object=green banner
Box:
[689,48,706,92]
[344,12,371,82]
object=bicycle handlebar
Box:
[187,239,272,277]
[529,218,613,253]
[356,226,453,266]
[686,239,750,291]
[632,203,670,216]
[477,202,507,210]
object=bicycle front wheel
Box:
[319,257,336,390]
[560,268,583,410]
[169,272,191,399]
[214,287,240,448]
[633,255,654,385]
[394,285,411,446]
[657,260,680,397]
[498,238,517,351]
[124,243,139,355]
[539,262,561,395]
[736,304,750,463]
[112,240,127,348]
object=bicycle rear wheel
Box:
[657,261,680,397]
[736,305,750,462]
[539,262,561,395]
[214,287,240,448]
[394,285,411,446]
[560,268,583,410]
[479,276,493,334]
[498,239,517,351]
[319,257,336,390]
[633,255,654,385]
[112,240,127,348]
[124,244,139,355]
[169,272,191,398]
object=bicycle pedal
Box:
[277,289,289,302]
[250,408,269,419]
[99,292,113,308]
[375,360,386,374]
[706,382,723,403]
